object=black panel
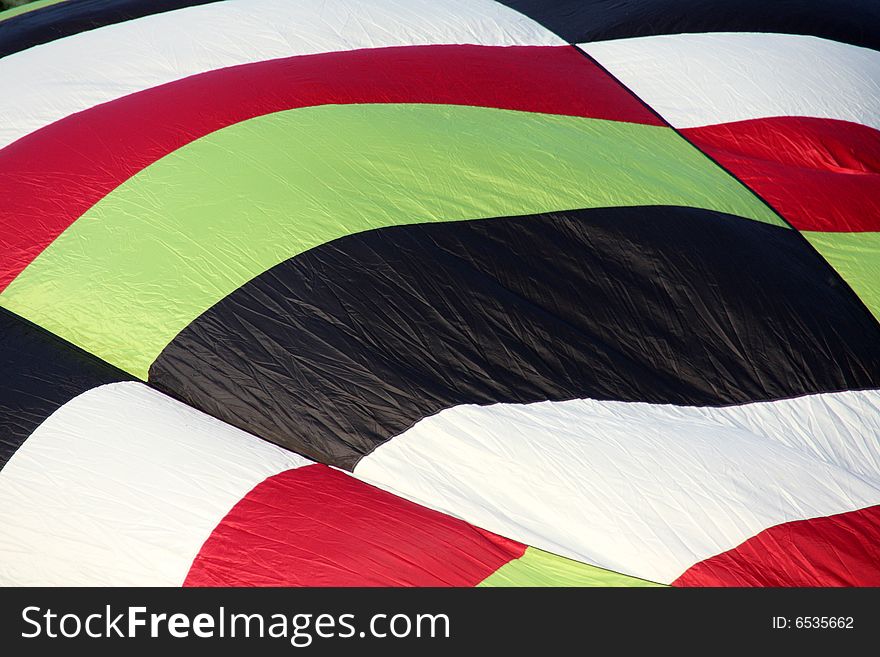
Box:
[0,0,222,58]
[0,307,130,469]
[151,207,880,470]
[496,0,880,51]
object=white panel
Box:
[582,33,880,130]
[0,0,563,149]
[355,390,880,584]
[0,382,309,586]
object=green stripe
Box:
[1,103,781,378]
[0,0,70,23]
[803,231,880,322]
[478,547,663,587]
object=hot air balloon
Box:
[1,0,878,588]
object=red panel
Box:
[673,505,880,587]
[0,44,660,291]
[184,464,525,587]
[684,116,880,232]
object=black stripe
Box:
[497,0,880,51]
[0,0,222,58]
[0,307,130,469]
[150,207,880,470]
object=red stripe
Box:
[683,116,880,232]
[184,464,525,587]
[0,44,659,291]
[673,505,880,587]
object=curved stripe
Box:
[0,382,309,586]
[355,391,880,585]
[150,207,880,469]
[2,374,622,587]
[0,44,660,291]
[683,117,880,232]
[0,307,128,470]
[185,465,643,587]
[673,506,880,586]
[2,105,780,379]
[0,0,562,149]
[804,232,880,322]
[0,0,70,23]
[184,464,526,587]
[582,33,880,131]
[496,0,880,51]
[478,548,662,587]
[0,0,220,58]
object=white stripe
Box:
[0,0,562,150]
[0,382,308,586]
[354,390,880,584]
[582,33,880,130]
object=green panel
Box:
[803,231,880,322]
[478,547,663,587]
[0,0,70,22]
[1,103,781,378]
